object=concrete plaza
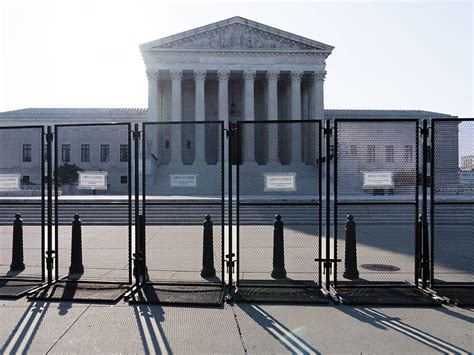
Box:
[0,297,472,354]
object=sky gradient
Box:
[0,1,472,118]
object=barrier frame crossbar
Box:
[330,118,439,306]
[429,118,474,305]
[233,120,326,304]
[0,125,46,298]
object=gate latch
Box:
[226,253,235,274]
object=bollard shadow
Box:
[132,303,172,354]
[337,306,469,353]
[0,301,50,354]
[237,304,320,354]
[434,304,474,324]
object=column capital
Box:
[243,70,256,81]
[312,70,327,82]
[194,70,207,81]
[146,70,159,81]
[170,69,183,81]
[217,70,230,81]
[265,70,280,82]
[290,70,304,82]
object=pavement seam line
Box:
[45,304,92,354]
[231,305,248,354]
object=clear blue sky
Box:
[0,0,472,118]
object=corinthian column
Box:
[146,70,159,122]
[290,70,303,164]
[243,70,256,164]
[266,70,280,165]
[194,70,207,164]
[170,69,182,164]
[312,71,326,120]
[217,70,230,163]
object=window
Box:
[350,145,357,156]
[186,140,191,149]
[404,145,413,163]
[62,144,71,163]
[367,145,376,163]
[165,140,170,149]
[385,145,394,163]
[81,144,90,162]
[22,144,32,162]
[100,144,110,162]
[120,144,128,162]
[120,175,128,184]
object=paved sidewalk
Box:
[0,298,472,354]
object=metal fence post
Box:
[46,126,54,284]
[421,119,429,288]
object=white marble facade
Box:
[140,16,333,166]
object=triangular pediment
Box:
[140,16,334,52]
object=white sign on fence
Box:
[0,174,21,191]
[264,173,297,192]
[363,171,394,188]
[460,171,474,185]
[78,171,108,190]
[170,174,197,187]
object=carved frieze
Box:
[157,23,318,50]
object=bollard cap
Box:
[347,214,354,221]
[74,214,80,221]
[15,213,21,220]
[275,214,282,221]
[205,214,211,221]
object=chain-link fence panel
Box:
[0,126,45,282]
[335,120,419,285]
[236,121,322,288]
[54,124,132,283]
[142,122,224,285]
[431,119,473,285]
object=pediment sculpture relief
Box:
[158,24,316,50]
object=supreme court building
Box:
[0,16,459,196]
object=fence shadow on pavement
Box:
[338,306,469,353]
[133,304,172,354]
[0,301,50,354]
[237,304,320,354]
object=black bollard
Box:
[343,214,359,279]
[201,215,216,278]
[271,214,287,279]
[10,213,25,272]
[69,214,84,274]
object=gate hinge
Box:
[45,132,54,143]
[420,127,429,136]
[132,130,141,141]
[323,127,333,136]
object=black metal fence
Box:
[333,119,420,287]
[0,118,472,304]
[430,119,473,287]
[141,121,225,288]
[235,120,322,293]
[53,123,132,284]
[0,126,45,283]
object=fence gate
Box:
[0,126,45,298]
[28,123,133,302]
[332,119,438,305]
[234,120,327,303]
[430,118,473,306]
[132,121,225,306]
